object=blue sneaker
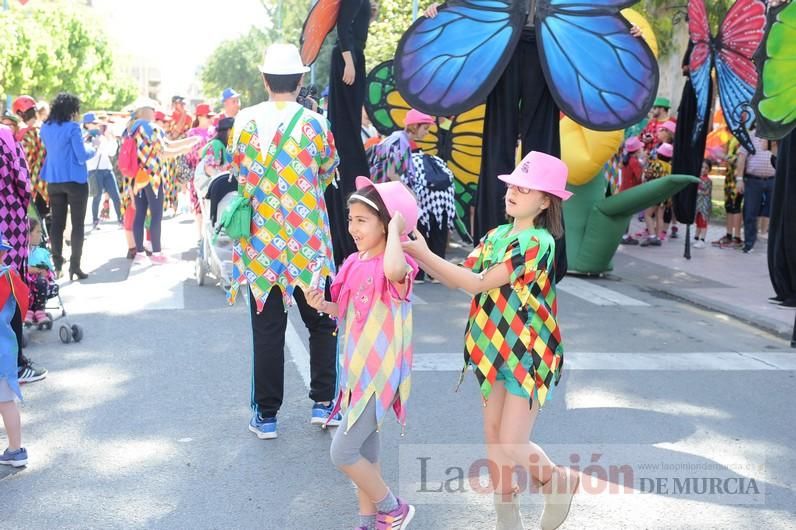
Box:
[0,447,28,468]
[248,414,277,440]
[311,402,342,427]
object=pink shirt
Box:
[329,251,418,433]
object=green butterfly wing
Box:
[752,1,796,140]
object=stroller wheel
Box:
[59,325,72,344]
[71,324,84,343]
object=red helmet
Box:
[12,96,37,116]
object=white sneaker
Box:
[693,240,706,249]
[494,491,525,530]
[133,252,148,265]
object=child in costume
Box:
[640,142,674,247]
[693,159,714,248]
[369,109,434,184]
[0,237,30,468]
[402,151,578,530]
[25,219,55,325]
[307,177,419,530]
[620,137,645,245]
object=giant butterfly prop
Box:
[688,0,766,153]
[751,0,796,140]
[393,0,659,131]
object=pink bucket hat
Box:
[657,142,674,158]
[355,176,419,236]
[404,109,435,127]
[625,137,643,153]
[658,120,676,134]
[498,151,573,200]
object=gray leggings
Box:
[330,396,381,468]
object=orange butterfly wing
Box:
[300,0,342,66]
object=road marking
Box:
[285,316,311,390]
[557,277,649,307]
[412,352,796,371]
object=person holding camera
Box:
[84,113,122,228]
[639,96,671,152]
[227,43,340,440]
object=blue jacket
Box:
[40,121,96,184]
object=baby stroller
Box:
[22,205,84,347]
[194,168,238,292]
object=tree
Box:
[0,3,136,111]
[365,0,415,71]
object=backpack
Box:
[118,135,139,179]
[420,154,452,191]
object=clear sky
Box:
[92,0,270,99]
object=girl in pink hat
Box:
[307,177,420,530]
[620,137,645,245]
[403,151,578,530]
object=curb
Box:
[647,285,795,343]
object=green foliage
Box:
[0,3,136,111]
[366,0,415,71]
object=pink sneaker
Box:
[376,498,415,530]
[659,231,667,241]
[149,253,169,265]
[34,310,49,323]
[24,310,34,325]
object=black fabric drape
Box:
[767,130,796,305]
[326,44,369,266]
[672,43,711,224]
[474,28,566,281]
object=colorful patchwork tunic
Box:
[130,121,167,196]
[228,102,339,312]
[17,126,46,204]
[462,224,564,407]
[330,252,418,432]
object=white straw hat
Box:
[259,43,310,75]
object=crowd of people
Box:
[616,97,776,255]
[0,1,791,528]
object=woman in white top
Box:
[83,113,122,227]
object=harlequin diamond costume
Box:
[228,44,340,429]
[460,152,571,407]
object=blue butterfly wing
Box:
[689,51,713,144]
[394,0,525,116]
[537,1,659,130]
[715,57,757,153]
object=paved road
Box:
[2,216,795,529]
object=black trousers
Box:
[475,28,561,242]
[767,131,796,304]
[474,28,567,281]
[417,214,449,281]
[48,182,89,271]
[12,306,26,369]
[133,184,164,253]
[249,286,338,418]
[327,44,369,266]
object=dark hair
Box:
[215,118,234,147]
[29,217,41,233]
[18,108,37,123]
[347,186,391,234]
[702,159,713,171]
[46,93,81,125]
[534,194,564,239]
[263,73,303,94]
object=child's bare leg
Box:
[341,458,389,504]
[497,394,556,485]
[0,400,22,450]
[358,480,378,515]
[656,207,666,236]
[483,382,517,498]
